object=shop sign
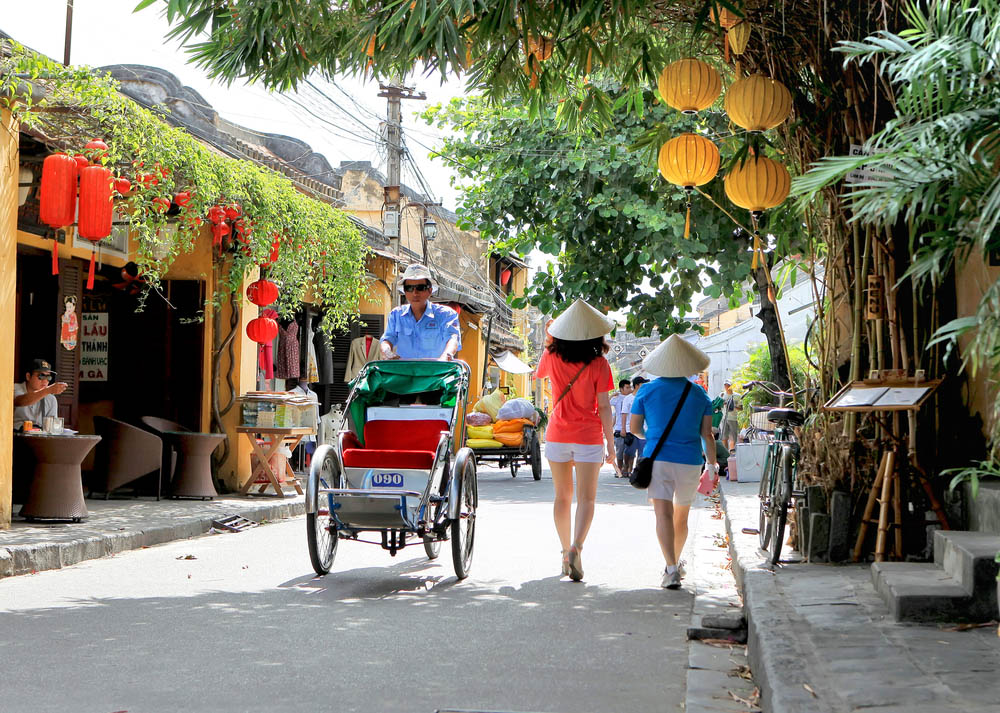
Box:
[80,312,109,381]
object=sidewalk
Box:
[720,480,1000,713]
[0,491,304,579]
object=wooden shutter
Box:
[55,260,83,428]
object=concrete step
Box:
[934,530,1000,594]
[872,562,976,622]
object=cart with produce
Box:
[465,387,544,480]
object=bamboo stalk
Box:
[893,456,904,559]
[875,449,896,563]
[854,450,889,562]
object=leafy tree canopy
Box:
[425,87,805,336]
[136,0,731,124]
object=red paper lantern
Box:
[207,205,227,225]
[73,154,89,170]
[114,177,132,196]
[500,268,512,285]
[151,196,171,213]
[261,237,280,267]
[246,316,279,344]
[224,203,242,220]
[78,165,114,289]
[84,138,108,162]
[174,191,191,207]
[39,154,78,229]
[246,278,279,307]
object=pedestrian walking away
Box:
[629,335,719,589]
[533,298,616,582]
[609,378,632,477]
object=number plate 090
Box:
[372,472,404,487]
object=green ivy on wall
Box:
[1,40,368,332]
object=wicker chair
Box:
[89,416,164,500]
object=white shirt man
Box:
[13,359,67,430]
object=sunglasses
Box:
[33,372,54,382]
[403,283,431,293]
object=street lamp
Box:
[422,216,437,242]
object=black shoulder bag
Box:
[630,381,693,490]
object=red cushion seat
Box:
[340,419,449,471]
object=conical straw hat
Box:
[643,334,710,378]
[548,298,615,341]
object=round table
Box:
[17,433,102,522]
[163,431,227,499]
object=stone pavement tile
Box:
[839,679,952,709]
[688,641,747,673]
[685,668,758,713]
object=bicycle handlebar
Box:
[740,380,810,399]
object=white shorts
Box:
[545,441,605,464]
[648,461,703,506]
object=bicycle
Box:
[741,380,807,565]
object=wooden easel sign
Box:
[822,379,940,413]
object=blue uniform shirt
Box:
[631,376,714,465]
[381,302,461,359]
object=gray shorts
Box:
[623,436,645,458]
[648,461,703,506]
[721,419,740,443]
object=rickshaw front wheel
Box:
[423,537,441,559]
[451,449,478,580]
[307,447,341,575]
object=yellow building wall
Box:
[955,248,1000,437]
[458,312,486,399]
[0,110,19,528]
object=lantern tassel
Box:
[684,203,691,239]
[724,33,730,64]
[51,240,59,275]
[86,249,96,290]
[751,232,761,271]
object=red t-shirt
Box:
[535,350,614,445]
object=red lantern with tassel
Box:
[246,316,279,344]
[84,138,108,163]
[211,222,231,254]
[246,279,279,307]
[114,177,132,197]
[224,202,242,220]
[39,153,78,275]
[151,196,171,213]
[174,191,191,208]
[207,205,227,225]
[261,236,280,268]
[78,165,114,290]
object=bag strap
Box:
[554,362,589,409]
[647,381,693,461]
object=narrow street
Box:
[0,464,734,713]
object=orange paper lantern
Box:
[657,58,721,114]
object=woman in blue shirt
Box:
[629,335,719,590]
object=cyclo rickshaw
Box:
[305,359,478,579]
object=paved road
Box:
[0,464,703,713]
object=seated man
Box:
[381,264,461,361]
[14,359,67,431]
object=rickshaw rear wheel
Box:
[423,537,441,559]
[307,446,340,575]
[451,449,478,579]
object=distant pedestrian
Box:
[609,379,632,477]
[534,299,615,582]
[619,375,648,480]
[720,380,741,453]
[629,336,718,590]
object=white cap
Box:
[548,298,615,341]
[398,263,436,294]
[643,334,710,378]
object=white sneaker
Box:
[677,559,687,578]
[661,569,682,589]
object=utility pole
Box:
[378,83,426,296]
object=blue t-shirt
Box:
[381,302,461,359]
[631,377,713,465]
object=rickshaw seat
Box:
[341,419,448,471]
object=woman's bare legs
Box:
[549,460,575,552]
[671,503,692,563]
[571,461,601,548]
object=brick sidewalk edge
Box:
[0,500,305,579]
[719,484,838,713]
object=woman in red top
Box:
[534,299,615,581]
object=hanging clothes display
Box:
[313,314,335,384]
[345,334,383,382]
[258,308,279,380]
[274,319,300,379]
[304,312,320,384]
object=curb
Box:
[0,499,305,580]
[719,483,838,713]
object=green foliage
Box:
[137,0,729,129]
[944,459,1000,501]
[0,41,367,330]
[730,342,814,428]
[424,89,804,336]
[792,0,1000,455]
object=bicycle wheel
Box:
[451,449,478,579]
[757,447,773,551]
[767,445,794,566]
[306,447,341,575]
[423,537,441,560]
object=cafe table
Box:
[236,426,312,497]
[17,432,102,522]
[161,431,227,499]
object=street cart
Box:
[305,360,478,579]
[470,423,542,480]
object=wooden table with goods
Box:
[236,427,313,497]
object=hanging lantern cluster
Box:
[206,202,246,255]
